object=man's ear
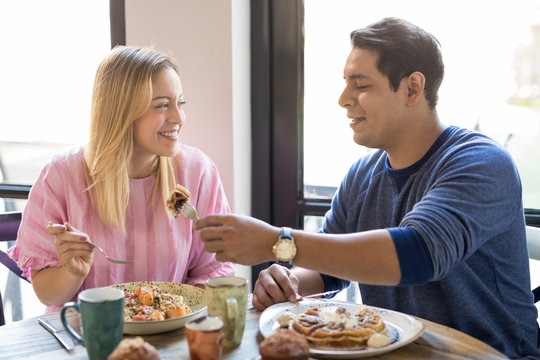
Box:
[406,72,425,106]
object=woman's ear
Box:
[406,72,425,106]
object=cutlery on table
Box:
[48,221,133,264]
[39,317,76,351]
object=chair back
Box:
[0,211,26,326]
[526,226,540,304]
[526,226,540,261]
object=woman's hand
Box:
[252,264,301,311]
[46,222,93,278]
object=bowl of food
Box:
[112,281,206,335]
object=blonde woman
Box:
[10,46,234,312]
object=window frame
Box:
[251,0,329,233]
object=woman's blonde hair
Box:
[84,46,178,231]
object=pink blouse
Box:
[9,145,234,312]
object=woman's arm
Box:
[31,222,93,306]
[31,266,87,306]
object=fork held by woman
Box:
[47,221,133,264]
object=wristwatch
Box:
[273,227,297,264]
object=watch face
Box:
[275,240,296,261]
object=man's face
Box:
[338,48,409,150]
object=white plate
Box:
[112,281,206,335]
[259,301,425,359]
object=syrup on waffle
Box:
[290,305,389,350]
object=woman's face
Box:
[132,67,185,174]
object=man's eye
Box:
[356,85,369,90]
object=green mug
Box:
[61,286,124,360]
[205,276,248,348]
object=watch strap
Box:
[279,227,293,240]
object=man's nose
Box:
[338,86,352,108]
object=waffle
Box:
[290,306,387,350]
[167,184,191,218]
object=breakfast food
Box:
[290,305,391,350]
[276,310,296,328]
[167,184,191,218]
[107,337,160,360]
[259,329,310,360]
[123,285,191,321]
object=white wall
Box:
[125,0,252,283]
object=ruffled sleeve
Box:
[9,150,84,280]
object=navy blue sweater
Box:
[321,126,539,359]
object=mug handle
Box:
[225,298,238,340]
[60,302,85,344]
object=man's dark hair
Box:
[351,17,444,108]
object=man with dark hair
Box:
[196,18,540,358]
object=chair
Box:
[527,225,540,304]
[0,211,28,326]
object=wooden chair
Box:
[0,211,28,326]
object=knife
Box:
[39,317,76,351]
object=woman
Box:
[9,46,234,312]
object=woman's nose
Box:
[169,105,185,125]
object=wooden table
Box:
[0,304,507,359]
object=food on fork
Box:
[167,184,191,218]
[259,329,310,360]
[290,305,391,350]
[107,336,160,360]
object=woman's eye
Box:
[178,100,186,107]
[156,103,169,109]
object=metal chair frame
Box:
[0,211,28,326]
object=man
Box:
[196,18,540,358]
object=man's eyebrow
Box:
[345,74,372,80]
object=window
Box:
[303,1,540,214]
[0,0,111,191]
[0,0,112,324]
[252,0,540,230]
[251,0,540,287]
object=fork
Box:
[180,202,199,222]
[86,238,134,264]
[48,221,133,264]
[298,289,341,300]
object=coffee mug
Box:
[61,286,125,360]
[186,315,224,360]
[205,276,248,347]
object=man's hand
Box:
[195,214,279,265]
[252,264,301,311]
